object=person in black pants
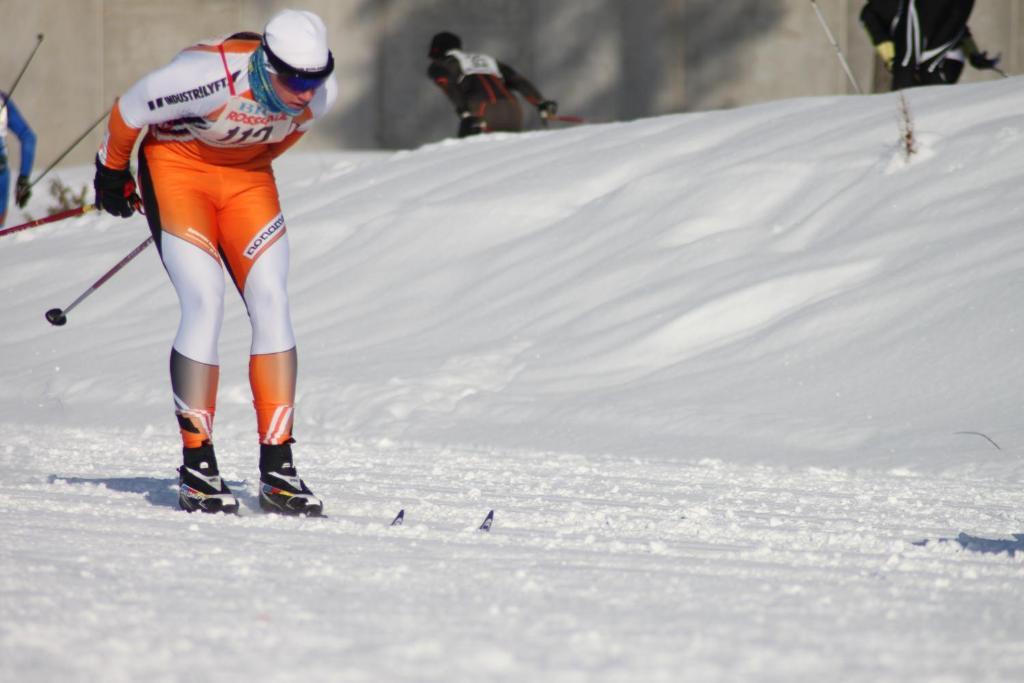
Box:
[860,0,1000,90]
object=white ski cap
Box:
[263,9,331,72]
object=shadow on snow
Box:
[914,532,1024,558]
[47,474,251,511]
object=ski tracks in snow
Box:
[2,426,1023,682]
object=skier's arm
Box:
[960,29,1001,71]
[498,62,557,118]
[265,130,305,160]
[428,60,471,115]
[98,100,142,172]
[99,48,237,170]
[859,2,893,45]
[497,62,544,105]
[5,98,36,178]
[95,47,234,217]
[859,2,895,67]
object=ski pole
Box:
[45,235,154,327]
[0,204,97,239]
[0,33,44,118]
[809,0,862,94]
[27,109,111,193]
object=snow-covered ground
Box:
[2,78,1023,682]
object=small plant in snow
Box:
[898,91,917,161]
[21,177,91,222]
[47,177,90,213]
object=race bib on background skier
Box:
[449,50,501,78]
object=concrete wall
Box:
[1,0,1019,174]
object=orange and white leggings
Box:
[139,144,297,448]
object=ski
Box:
[385,508,493,531]
[479,509,494,532]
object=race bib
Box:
[187,96,294,148]
[449,50,501,78]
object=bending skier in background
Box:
[0,91,36,227]
[93,9,337,515]
[860,0,1000,90]
[427,31,557,138]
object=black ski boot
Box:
[258,441,323,517]
[178,442,239,514]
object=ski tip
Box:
[390,509,405,527]
[479,509,494,532]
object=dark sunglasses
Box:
[279,72,327,93]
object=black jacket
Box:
[861,0,975,72]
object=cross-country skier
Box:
[427,31,557,138]
[0,92,36,227]
[93,9,337,515]
[860,0,1000,90]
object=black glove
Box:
[537,100,558,118]
[14,175,31,208]
[93,157,138,218]
[458,113,485,138]
[968,50,1001,70]
[0,152,6,175]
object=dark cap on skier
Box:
[429,31,462,58]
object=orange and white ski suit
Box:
[98,32,337,448]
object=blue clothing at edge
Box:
[1,91,37,222]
